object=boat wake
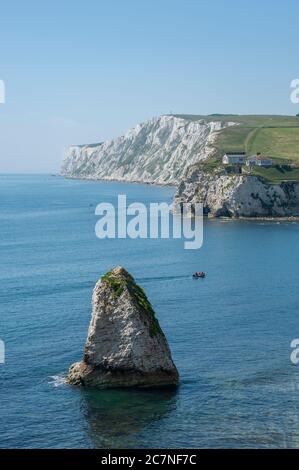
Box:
[137,275,189,283]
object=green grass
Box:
[172,114,299,182]
[214,119,299,163]
[214,126,252,155]
[173,114,299,160]
[173,114,299,127]
[250,166,299,184]
[213,125,299,163]
[247,127,299,162]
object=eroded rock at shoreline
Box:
[67,267,179,389]
[173,167,299,218]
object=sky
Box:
[0,0,298,172]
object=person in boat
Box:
[193,271,205,278]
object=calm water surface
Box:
[1,174,299,448]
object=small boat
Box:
[192,272,206,279]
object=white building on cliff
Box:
[222,152,247,165]
[246,154,273,167]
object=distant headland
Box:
[61,114,299,218]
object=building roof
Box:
[248,155,272,161]
[225,152,246,156]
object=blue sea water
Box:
[1,174,299,449]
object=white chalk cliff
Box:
[61,115,232,184]
[61,114,299,217]
[173,167,299,217]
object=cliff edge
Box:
[173,166,299,218]
[61,115,233,185]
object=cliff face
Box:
[173,168,299,218]
[61,115,233,184]
[61,113,299,217]
[67,267,179,389]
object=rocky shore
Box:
[173,167,299,218]
[61,114,299,218]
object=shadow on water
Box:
[80,387,178,448]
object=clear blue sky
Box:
[0,0,298,172]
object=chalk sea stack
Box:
[67,267,179,389]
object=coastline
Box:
[59,174,299,221]
[206,215,299,222]
[2,174,299,449]
[59,173,177,188]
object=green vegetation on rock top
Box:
[101,267,164,337]
[101,271,126,297]
[249,166,299,184]
[129,283,164,338]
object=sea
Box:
[1,174,299,448]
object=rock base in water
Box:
[67,362,178,389]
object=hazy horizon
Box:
[0,0,298,172]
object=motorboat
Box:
[192,272,206,279]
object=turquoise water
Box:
[1,174,299,449]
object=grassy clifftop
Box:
[174,114,299,161]
[173,114,299,183]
